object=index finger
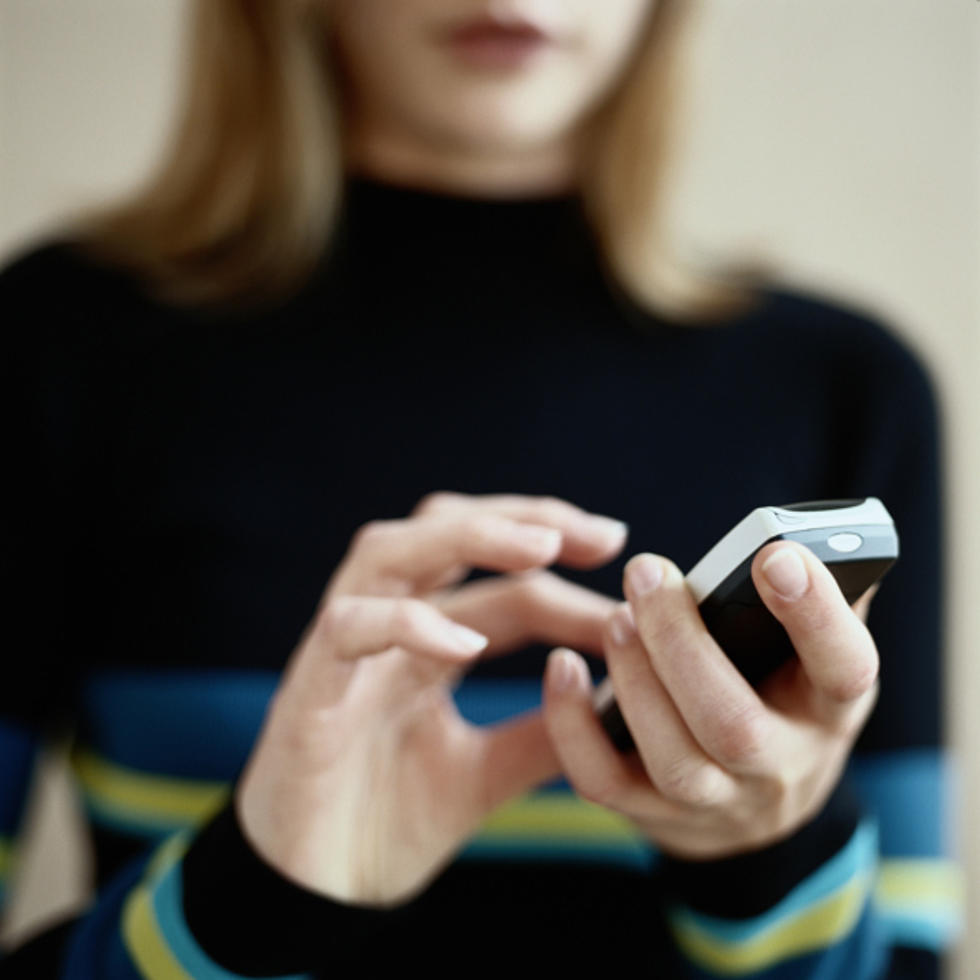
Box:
[623,555,773,774]
[429,570,617,659]
[413,492,629,568]
[328,512,564,598]
[852,584,878,624]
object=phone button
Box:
[827,532,863,553]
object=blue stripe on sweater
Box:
[76,671,558,784]
[846,749,952,858]
[60,853,147,980]
[77,670,277,780]
[0,719,38,830]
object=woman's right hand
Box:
[236,492,627,906]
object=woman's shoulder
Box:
[731,282,940,409]
[1,236,201,371]
[2,237,140,348]
[1,235,127,299]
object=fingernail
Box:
[609,604,636,647]
[627,555,664,596]
[549,648,582,693]
[448,623,489,654]
[588,516,629,541]
[762,548,808,599]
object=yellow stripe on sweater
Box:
[670,872,872,976]
[123,884,195,980]
[71,749,228,828]
[477,792,644,843]
[121,836,194,980]
[874,858,964,909]
[0,837,11,876]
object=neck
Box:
[345,122,582,199]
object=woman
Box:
[0,0,955,976]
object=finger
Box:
[329,513,564,597]
[284,596,489,704]
[321,596,488,662]
[623,554,774,775]
[479,712,562,811]
[429,570,617,658]
[852,584,878,624]
[752,542,879,726]
[604,604,738,808]
[413,491,629,568]
[542,647,664,820]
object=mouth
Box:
[440,14,555,70]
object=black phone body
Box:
[594,498,899,753]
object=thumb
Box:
[479,712,561,811]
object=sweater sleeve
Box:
[0,796,408,979]
[654,308,961,979]
[1,246,80,945]
[0,245,407,977]
[844,315,961,974]
[0,247,76,966]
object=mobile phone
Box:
[593,498,899,753]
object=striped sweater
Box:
[0,176,961,977]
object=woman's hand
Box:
[236,492,627,905]
[542,541,879,859]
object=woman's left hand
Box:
[542,541,879,859]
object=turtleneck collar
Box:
[334,173,601,280]
[342,171,580,211]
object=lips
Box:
[444,16,552,68]
[451,19,547,44]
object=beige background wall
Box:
[1,0,977,975]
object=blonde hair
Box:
[72,0,762,322]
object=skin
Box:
[237,0,880,901]
[328,0,657,195]
[238,493,626,902]
[542,547,878,861]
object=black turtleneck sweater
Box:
[0,177,955,978]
